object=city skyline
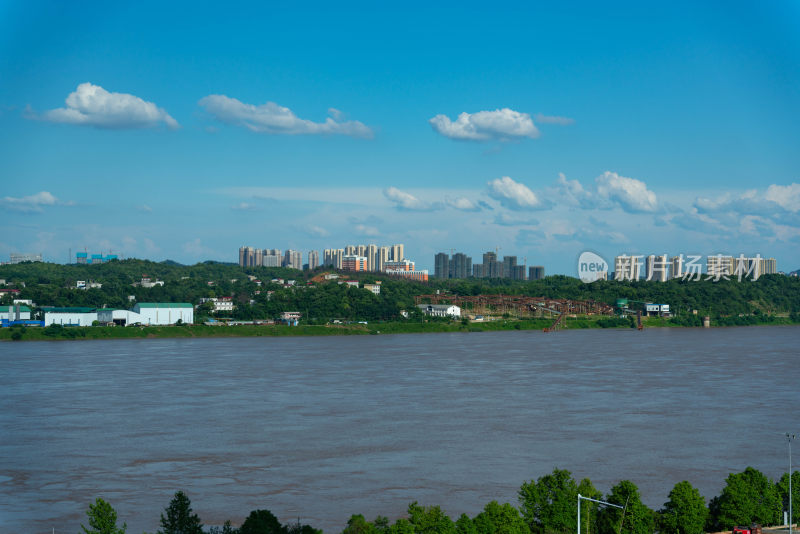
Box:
[1,2,799,275]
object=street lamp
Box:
[578,494,624,534]
[788,433,795,534]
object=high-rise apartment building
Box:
[614,255,642,281]
[435,253,450,279]
[529,266,545,280]
[366,244,378,271]
[482,251,501,278]
[284,250,302,270]
[670,255,684,279]
[378,246,390,271]
[391,244,404,262]
[645,254,669,282]
[308,250,320,270]
[450,253,472,279]
[342,255,368,271]
[503,256,517,279]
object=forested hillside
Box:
[1,260,799,324]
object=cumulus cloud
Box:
[38,83,179,129]
[554,172,593,208]
[1,191,60,212]
[198,95,373,138]
[534,113,575,125]
[764,183,800,212]
[445,196,481,211]
[595,171,658,213]
[429,108,539,141]
[383,187,438,211]
[487,176,545,210]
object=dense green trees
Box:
[657,481,708,534]
[2,259,799,325]
[777,471,800,525]
[595,480,655,534]
[707,467,781,530]
[80,497,127,534]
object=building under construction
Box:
[413,294,614,318]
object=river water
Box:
[1,326,798,533]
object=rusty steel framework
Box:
[413,294,614,317]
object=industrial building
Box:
[43,307,98,326]
[132,303,193,325]
[0,305,31,321]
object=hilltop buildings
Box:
[435,251,544,280]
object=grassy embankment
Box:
[2,314,797,342]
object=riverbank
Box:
[2,315,798,341]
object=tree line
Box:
[80,467,800,534]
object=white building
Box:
[97,309,144,326]
[198,297,234,313]
[132,303,193,325]
[44,307,98,326]
[417,304,461,318]
[363,282,381,295]
[0,305,31,321]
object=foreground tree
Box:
[708,467,781,530]
[472,501,529,534]
[158,491,203,534]
[595,480,654,534]
[81,497,127,534]
[239,509,287,534]
[407,502,457,534]
[658,481,708,534]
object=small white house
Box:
[133,303,193,325]
[417,304,461,318]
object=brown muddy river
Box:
[1,326,798,533]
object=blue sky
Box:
[1,1,799,274]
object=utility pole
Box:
[578,494,624,534]
[789,433,795,534]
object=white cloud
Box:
[38,83,179,129]
[554,172,594,208]
[764,183,800,213]
[231,202,259,211]
[137,204,153,213]
[445,196,481,211]
[383,187,438,211]
[595,171,658,213]
[198,95,373,138]
[493,212,540,227]
[694,183,800,217]
[487,176,544,210]
[534,113,575,125]
[306,225,330,238]
[429,108,539,141]
[354,224,380,237]
[0,191,60,212]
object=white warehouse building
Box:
[132,303,193,325]
[97,309,144,326]
[44,307,98,326]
